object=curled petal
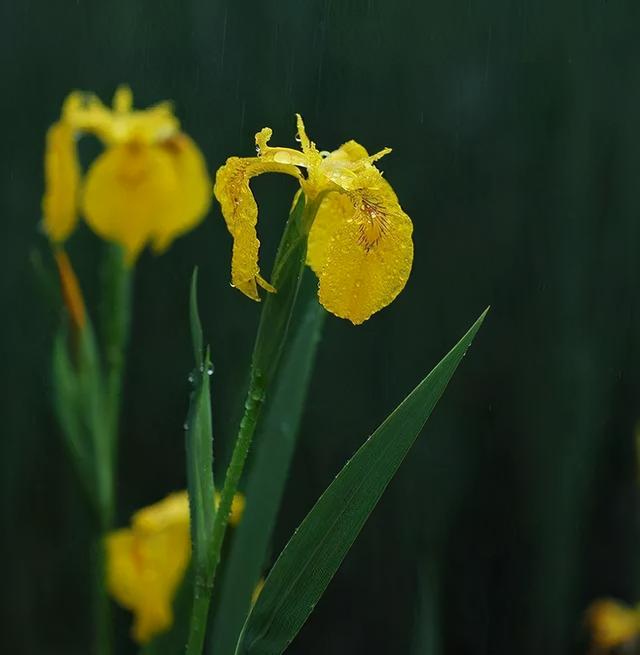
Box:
[42,121,80,242]
[214,156,300,300]
[151,134,212,253]
[82,142,179,263]
[308,176,413,324]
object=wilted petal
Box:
[214,156,300,300]
[309,177,413,324]
[42,121,80,242]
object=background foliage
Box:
[2,1,639,653]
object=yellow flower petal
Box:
[62,91,112,136]
[586,599,640,649]
[106,492,190,644]
[307,192,353,276]
[151,134,212,253]
[214,155,300,300]
[82,142,179,263]
[42,121,80,242]
[308,177,413,325]
[63,87,179,146]
[105,523,190,644]
[106,489,246,643]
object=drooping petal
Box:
[151,134,212,253]
[42,121,81,242]
[82,142,178,263]
[214,156,300,300]
[309,177,413,325]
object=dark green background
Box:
[2,1,639,653]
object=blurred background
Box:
[2,1,640,653]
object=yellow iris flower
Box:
[42,86,211,263]
[106,490,245,644]
[214,115,413,325]
[586,598,640,652]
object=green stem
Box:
[186,579,214,655]
[102,244,133,448]
[91,244,132,655]
[208,370,265,577]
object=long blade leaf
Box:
[236,308,489,655]
[184,268,216,655]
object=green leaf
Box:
[235,308,489,655]
[184,269,217,655]
[210,276,326,655]
[51,316,113,525]
[51,328,93,503]
[185,268,215,570]
[190,267,203,368]
[76,318,113,527]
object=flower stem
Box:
[101,243,133,449]
[207,367,265,577]
[91,243,132,655]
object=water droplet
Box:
[183,422,190,431]
[206,363,214,376]
[295,134,301,143]
[188,372,195,383]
